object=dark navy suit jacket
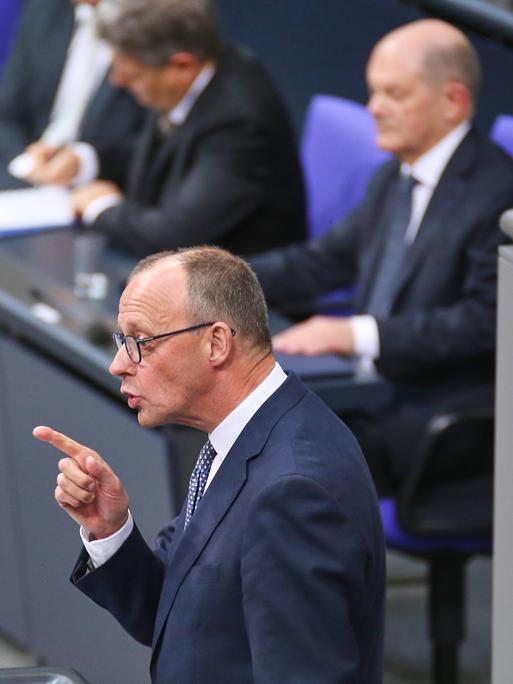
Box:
[93,46,307,257]
[72,373,385,683]
[252,129,513,414]
[0,0,145,189]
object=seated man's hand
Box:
[32,425,130,540]
[25,142,81,186]
[72,180,122,218]
[272,315,355,356]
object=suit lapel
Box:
[152,448,249,647]
[79,73,113,138]
[152,373,308,650]
[357,162,400,309]
[129,53,231,201]
[385,130,477,309]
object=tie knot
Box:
[156,114,177,137]
[197,440,216,471]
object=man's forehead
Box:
[119,261,187,322]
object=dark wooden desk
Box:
[0,229,393,411]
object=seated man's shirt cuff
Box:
[350,314,380,359]
[82,193,122,225]
[70,142,99,186]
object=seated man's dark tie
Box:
[366,172,417,318]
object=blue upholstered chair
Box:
[380,408,493,684]
[300,94,390,239]
[296,94,390,315]
[490,114,513,158]
[0,0,19,72]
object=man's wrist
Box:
[81,511,134,569]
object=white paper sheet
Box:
[0,186,75,236]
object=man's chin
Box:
[136,411,164,429]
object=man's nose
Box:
[367,92,387,120]
[109,345,133,377]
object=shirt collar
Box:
[209,362,287,459]
[402,120,471,189]
[164,62,216,127]
[74,3,95,24]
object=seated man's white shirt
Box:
[82,362,287,568]
[43,4,112,147]
[349,120,472,360]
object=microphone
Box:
[499,209,513,240]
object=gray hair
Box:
[131,247,272,352]
[422,39,482,101]
[96,0,222,66]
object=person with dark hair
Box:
[250,19,513,495]
[26,0,306,257]
[0,0,145,190]
[33,246,385,683]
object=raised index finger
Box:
[32,425,88,461]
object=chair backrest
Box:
[490,114,513,158]
[300,94,390,238]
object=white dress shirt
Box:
[81,362,287,568]
[42,4,112,147]
[350,120,472,360]
[81,63,216,224]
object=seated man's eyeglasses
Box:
[113,322,237,364]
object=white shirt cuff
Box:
[70,142,99,186]
[350,315,380,359]
[80,510,134,569]
[82,193,123,225]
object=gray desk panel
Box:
[0,333,173,684]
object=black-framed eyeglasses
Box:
[113,322,216,364]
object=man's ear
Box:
[444,81,472,122]
[167,51,201,72]
[208,322,235,367]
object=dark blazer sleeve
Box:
[71,519,179,646]
[241,475,383,683]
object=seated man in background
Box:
[33,246,385,683]
[28,0,306,257]
[251,18,513,495]
[0,0,145,190]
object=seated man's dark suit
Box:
[93,46,307,256]
[72,373,385,683]
[251,129,513,491]
[0,0,145,190]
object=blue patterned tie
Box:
[184,440,217,529]
[366,172,417,318]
